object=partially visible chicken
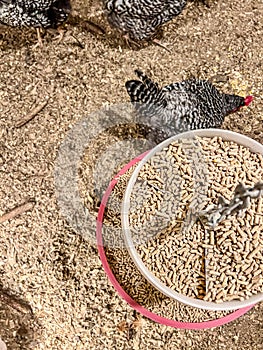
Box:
[0,0,71,45]
[104,0,186,42]
[125,70,253,135]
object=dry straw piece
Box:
[126,136,263,304]
[0,201,35,224]
[15,99,49,128]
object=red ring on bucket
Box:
[96,151,254,329]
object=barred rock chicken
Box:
[104,0,187,42]
[125,70,253,136]
[0,0,71,45]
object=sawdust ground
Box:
[0,0,262,349]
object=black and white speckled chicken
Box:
[126,70,253,136]
[0,0,71,45]
[104,0,186,42]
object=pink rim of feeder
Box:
[96,151,254,330]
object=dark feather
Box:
[0,0,71,28]
[104,0,186,40]
[125,70,249,137]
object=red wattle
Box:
[245,95,253,106]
